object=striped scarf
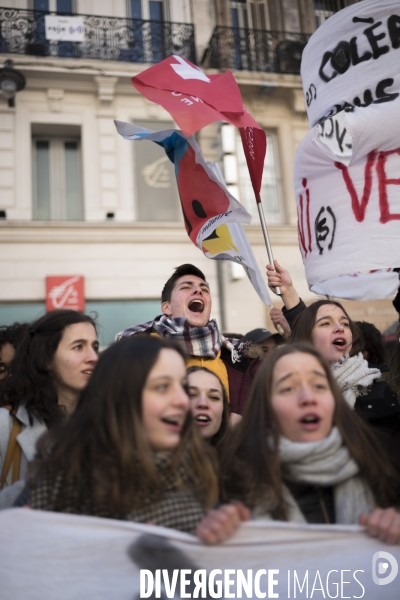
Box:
[116,315,242,363]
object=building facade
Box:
[2,0,394,345]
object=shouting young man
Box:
[116,264,261,414]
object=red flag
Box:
[131,56,266,202]
[131,55,243,116]
[239,125,266,203]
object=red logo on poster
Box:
[46,276,85,312]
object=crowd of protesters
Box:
[1,263,400,545]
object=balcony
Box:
[0,8,196,64]
[202,27,310,74]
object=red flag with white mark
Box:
[131,56,266,202]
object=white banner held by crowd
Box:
[1,509,400,600]
[301,0,400,127]
[295,0,400,300]
[311,269,399,301]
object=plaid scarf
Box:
[16,452,206,534]
[116,315,242,362]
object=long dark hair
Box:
[384,325,400,396]
[289,299,363,357]
[27,336,218,517]
[220,343,400,519]
[187,366,230,447]
[0,322,30,380]
[0,310,97,427]
[355,321,387,366]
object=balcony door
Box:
[230,1,269,29]
[127,1,165,62]
[130,1,164,21]
[31,0,74,57]
[230,1,270,71]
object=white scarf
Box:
[331,352,381,409]
[279,428,375,524]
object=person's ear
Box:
[161,301,172,317]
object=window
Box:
[314,1,357,28]
[123,1,166,63]
[0,299,161,347]
[129,0,165,20]
[133,120,182,222]
[281,0,301,32]
[221,124,283,225]
[32,125,83,221]
[30,1,75,57]
[230,1,270,30]
[229,1,271,71]
[237,131,283,224]
[33,0,74,11]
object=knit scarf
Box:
[20,450,206,534]
[116,315,242,363]
[279,428,375,524]
[331,352,381,409]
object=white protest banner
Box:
[45,15,85,42]
[302,0,400,127]
[1,509,400,600]
[295,0,400,300]
[311,269,399,301]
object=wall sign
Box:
[46,276,85,312]
[45,16,85,42]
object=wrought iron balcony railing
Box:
[0,8,196,64]
[202,26,310,74]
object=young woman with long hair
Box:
[0,309,98,495]
[266,262,400,434]
[17,336,248,543]
[221,343,400,543]
[187,366,230,447]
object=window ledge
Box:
[0,220,299,245]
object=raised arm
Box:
[266,260,300,310]
[269,307,291,340]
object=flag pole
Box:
[256,197,281,297]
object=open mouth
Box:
[332,338,347,348]
[195,414,211,425]
[188,299,204,314]
[161,416,183,430]
[300,414,321,429]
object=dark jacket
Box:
[282,298,307,330]
[354,380,400,436]
[220,346,261,415]
[284,480,335,524]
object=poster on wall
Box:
[46,276,85,312]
